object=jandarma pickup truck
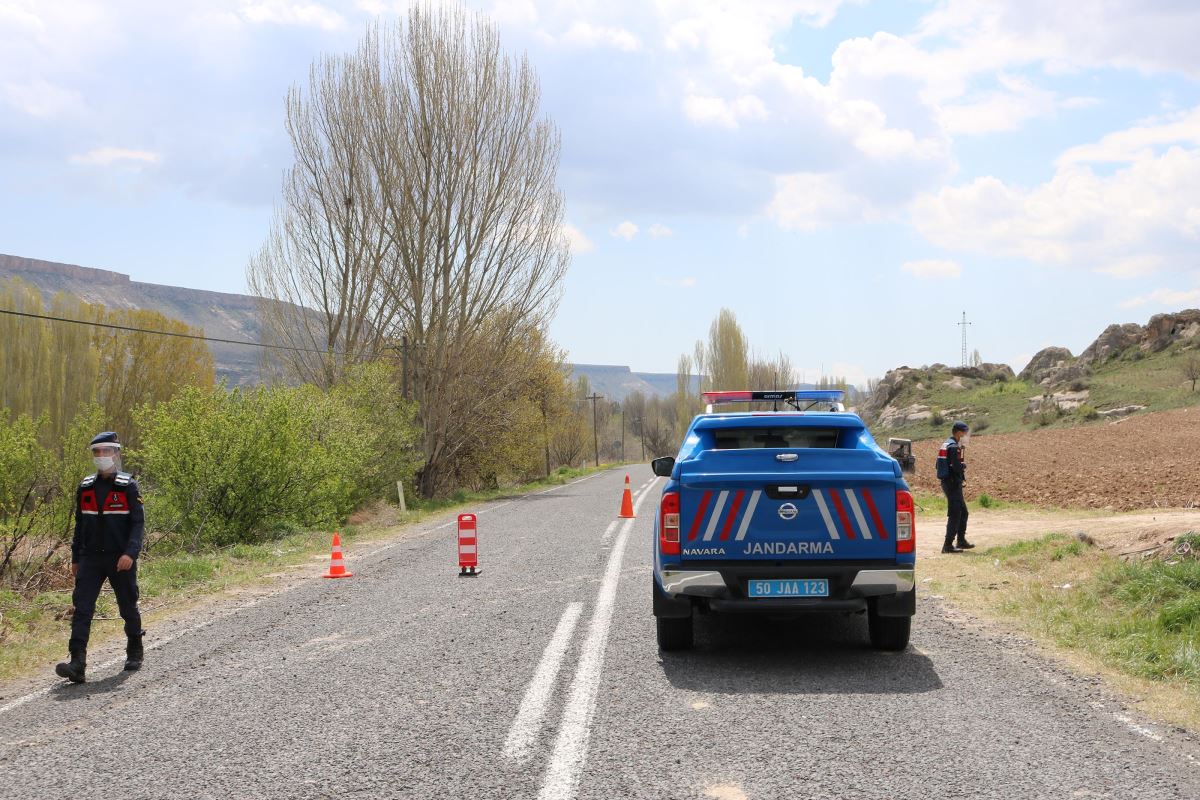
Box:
[650,390,915,651]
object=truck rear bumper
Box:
[655,564,915,618]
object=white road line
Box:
[537,479,658,800]
[503,602,585,764]
[1114,713,1163,742]
[599,521,618,543]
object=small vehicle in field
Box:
[887,437,916,474]
[651,390,916,651]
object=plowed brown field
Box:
[906,407,1200,510]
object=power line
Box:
[0,307,357,357]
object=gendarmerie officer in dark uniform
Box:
[936,421,975,554]
[55,432,145,683]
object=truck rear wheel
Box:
[656,616,694,651]
[868,604,911,651]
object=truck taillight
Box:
[659,492,681,555]
[896,489,915,554]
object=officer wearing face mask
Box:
[55,432,145,683]
[935,421,974,554]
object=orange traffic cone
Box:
[322,532,354,579]
[619,474,635,519]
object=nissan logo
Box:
[778,503,799,521]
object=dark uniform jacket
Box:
[72,472,145,562]
[935,438,967,486]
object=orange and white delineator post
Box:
[458,513,480,576]
[618,474,636,519]
[322,532,353,579]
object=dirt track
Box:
[907,407,1200,511]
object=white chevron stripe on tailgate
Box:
[702,491,729,541]
[812,489,841,540]
[845,489,873,539]
[734,490,762,541]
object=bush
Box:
[977,493,995,508]
[0,406,103,585]
[930,409,945,426]
[135,368,421,549]
[1076,403,1100,421]
[972,418,990,432]
[1070,379,1090,391]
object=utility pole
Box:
[586,393,603,467]
[620,408,625,463]
[957,312,972,368]
[635,416,645,461]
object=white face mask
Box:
[93,455,116,472]
[959,433,971,448]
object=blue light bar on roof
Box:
[702,390,846,405]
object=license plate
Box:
[748,579,829,598]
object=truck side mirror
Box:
[651,456,675,478]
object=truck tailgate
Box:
[677,449,898,561]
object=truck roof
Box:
[692,412,867,430]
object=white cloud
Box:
[237,1,344,30]
[647,223,673,238]
[561,222,594,254]
[69,147,162,166]
[766,173,876,232]
[610,220,638,240]
[912,120,1200,274]
[1057,106,1200,166]
[683,92,768,129]
[901,259,961,279]
[559,21,639,51]
[1121,287,1200,309]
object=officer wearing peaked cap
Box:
[55,432,146,683]
[935,421,975,554]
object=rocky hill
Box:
[1,254,688,396]
[866,310,1200,439]
[1,253,268,385]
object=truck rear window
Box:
[712,427,840,449]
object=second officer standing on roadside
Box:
[55,432,145,683]
[935,421,975,554]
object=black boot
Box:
[124,633,144,671]
[941,541,962,554]
[55,648,87,683]
[955,537,976,549]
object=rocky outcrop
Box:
[1078,323,1143,365]
[1078,310,1200,366]
[1026,390,1090,414]
[1019,346,1079,387]
[949,363,1016,382]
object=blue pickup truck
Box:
[651,390,915,651]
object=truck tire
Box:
[868,604,911,651]
[656,616,694,651]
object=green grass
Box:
[0,462,627,683]
[928,533,1200,716]
[870,343,1200,443]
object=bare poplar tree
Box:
[248,34,401,388]
[249,7,569,494]
[365,7,569,495]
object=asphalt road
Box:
[1,466,1197,799]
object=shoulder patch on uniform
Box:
[80,475,96,488]
[114,472,132,486]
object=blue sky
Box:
[3,1,1200,385]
